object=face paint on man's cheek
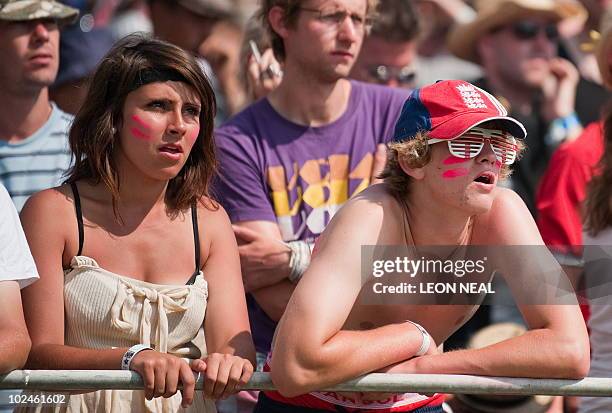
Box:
[442,168,469,179]
[443,155,468,165]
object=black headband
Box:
[132,68,187,92]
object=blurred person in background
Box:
[536,5,612,314]
[413,0,482,86]
[0,0,78,211]
[579,8,612,413]
[537,7,611,410]
[448,0,589,215]
[50,26,114,114]
[109,0,154,40]
[214,0,408,397]
[49,0,119,115]
[350,0,420,89]
[562,0,612,84]
[148,0,246,121]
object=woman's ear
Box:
[398,156,425,180]
[268,6,290,40]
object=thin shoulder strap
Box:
[186,202,201,285]
[70,182,84,256]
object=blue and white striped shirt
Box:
[0,103,73,211]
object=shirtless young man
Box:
[261,80,590,412]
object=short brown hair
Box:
[370,0,420,42]
[258,0,379,61]
[66,34,217,217]
[380,122,525,197]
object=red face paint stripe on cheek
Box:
[130,127,150,141]
[131,115,150,130]
[443,156,468,165]
[442,168,469,179]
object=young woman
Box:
[18,35,255,412]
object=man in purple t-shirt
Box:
[214,0,408,360]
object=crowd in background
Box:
[0,0,611,412]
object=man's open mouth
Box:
[474,172,495,185]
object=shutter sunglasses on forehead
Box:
[427,127,519,165]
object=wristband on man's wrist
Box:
[406,320,431,357]
[286,240,313,283]
[121,344,153,370]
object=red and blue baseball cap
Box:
[393,80,527,142]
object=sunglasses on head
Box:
[508,21,559,41]
[427,127,519,165]
[368,64,416,86]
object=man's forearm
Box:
[413,329,589,379]
[272,322,431,397]
[247,240,314,291]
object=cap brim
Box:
[0,1,79,24]
[430,113,527,141]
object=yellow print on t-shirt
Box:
[267,153,375,240]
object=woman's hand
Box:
[192,353,254,400]
[130,350,197,408]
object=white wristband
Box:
[286,240,312,283]
[121,344,153,370]
[406,321,431,357]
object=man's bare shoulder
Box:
[349,184,400,211]
[323,184,404,244]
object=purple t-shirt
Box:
[214,80,408,353]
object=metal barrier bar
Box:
[1,371,612,397]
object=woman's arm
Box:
[199,202,256,399]
[20,188,126,370]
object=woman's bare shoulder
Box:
[195,196,229,223]
[21,185,75,220]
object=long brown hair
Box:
[584,109,612,236]
[66,34,217,217]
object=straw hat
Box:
[596,7,612,88]
[447,0,587,64]
[453,323,554,413]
